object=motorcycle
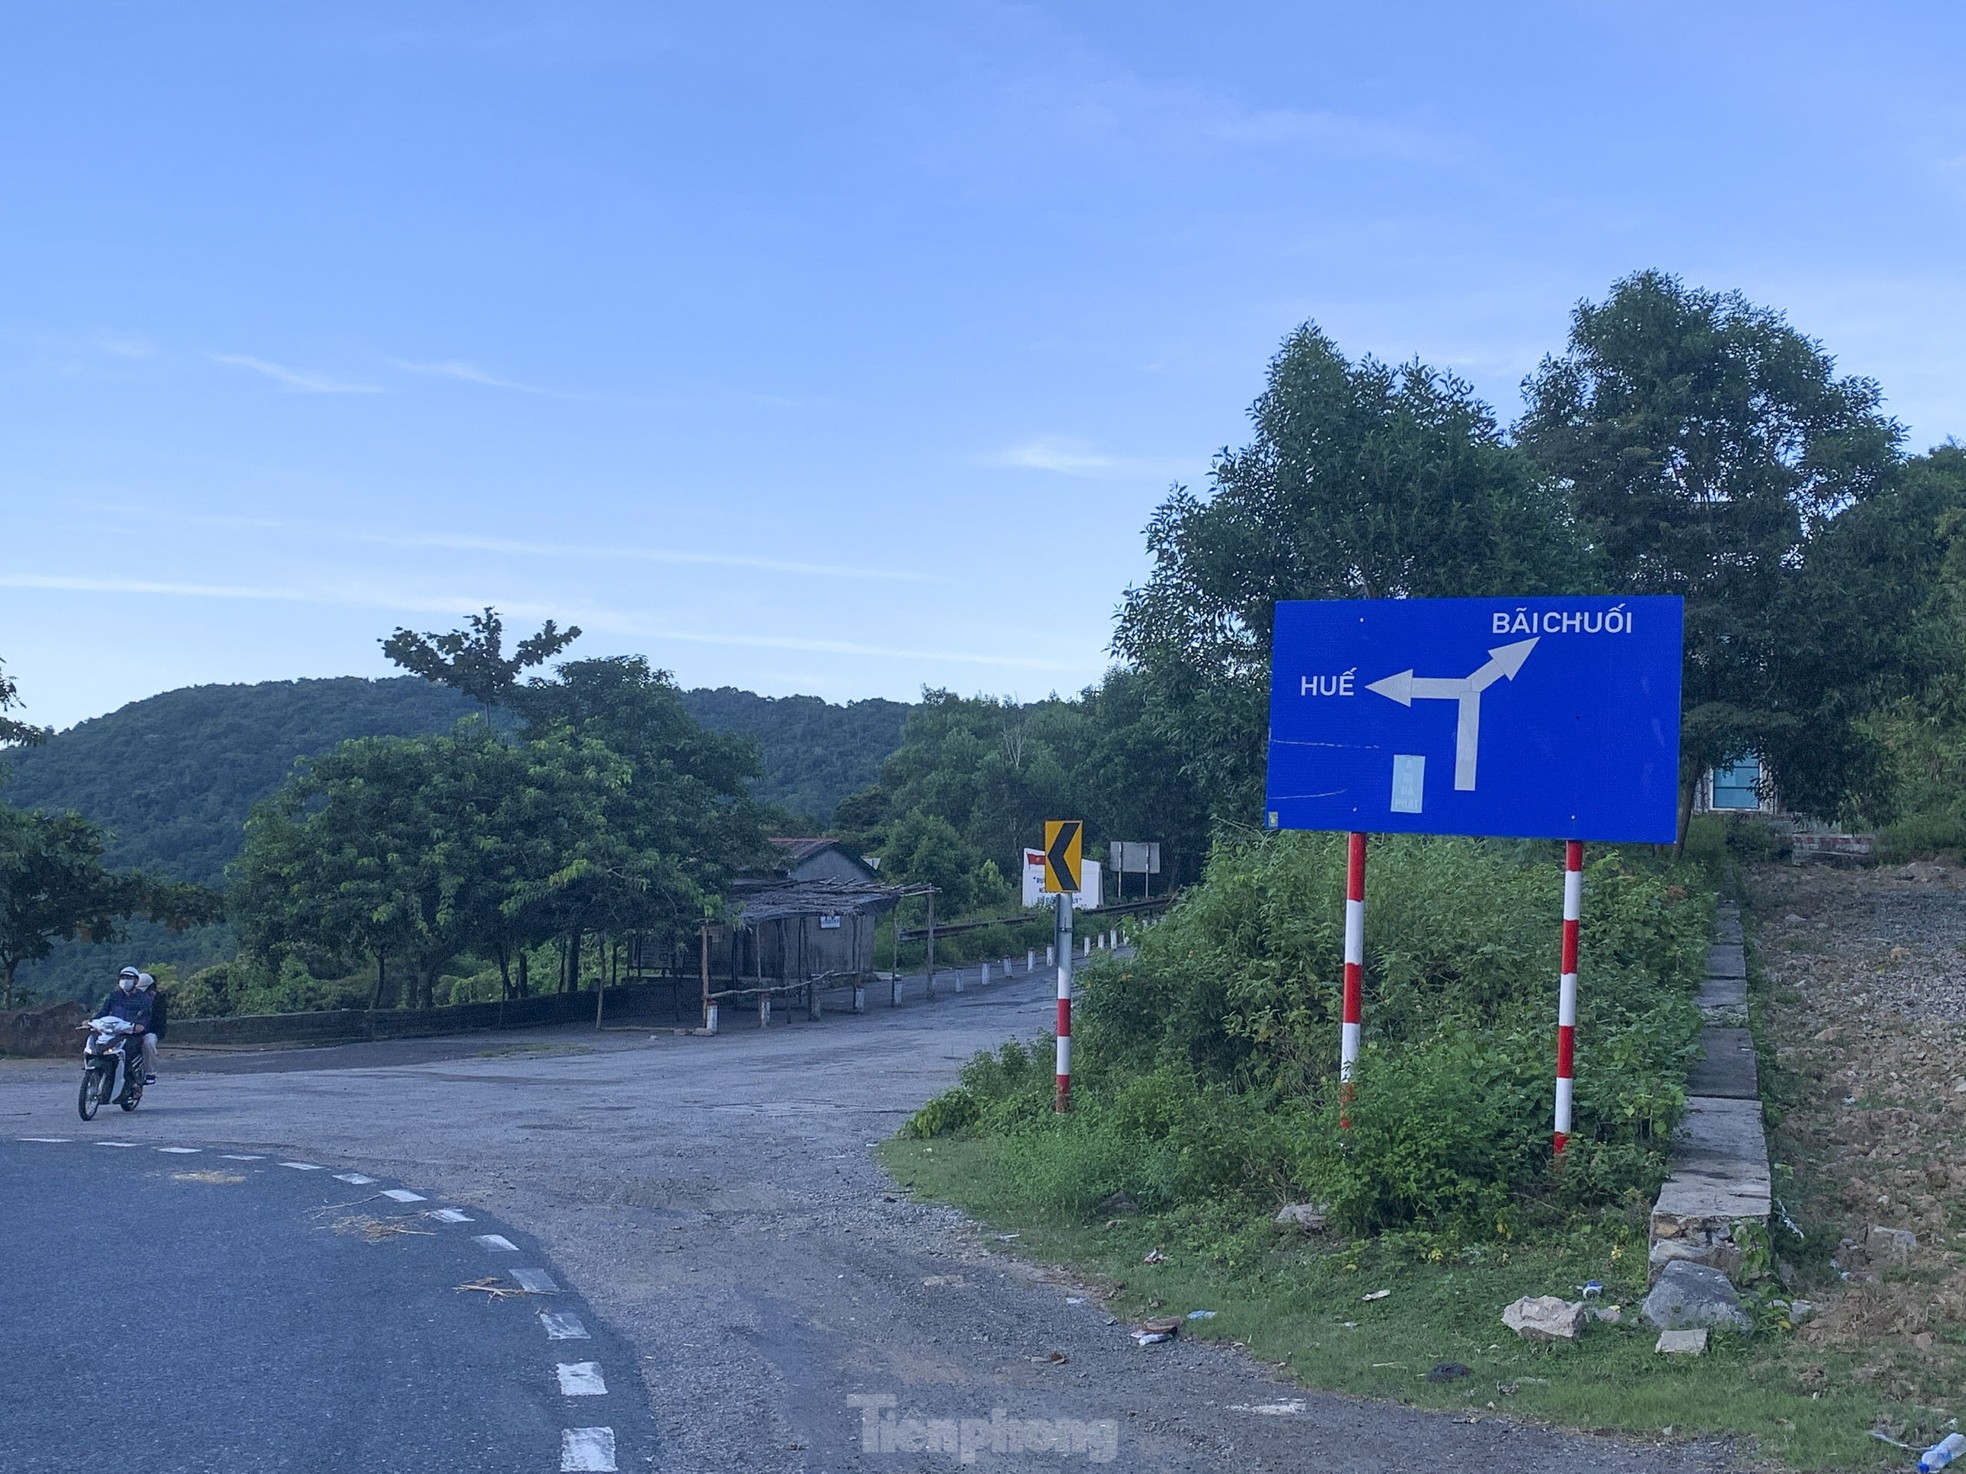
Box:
[77,1017,144,1120]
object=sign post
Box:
[1264,596,1683,1150]
[1043,819,1083,1112]
[1340,831,1366,1126]
[1553,840,1583,1156]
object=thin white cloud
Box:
[0,573,1072,672]
[92,330,157,360]
[996,436,1115,475]
[990,435,1193,480]
[210,353,383,394]
[344,528,942,585]
[391,358,549,394]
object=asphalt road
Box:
[0,1138,656,1474]
[1,969,1736,1472]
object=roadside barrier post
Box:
[1055,892,1074,1111]
[1340,831,1366,1127]
[1553,840,1583,1157]
[699,922,718,1034]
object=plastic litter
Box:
[1362,1289,1391,1302]
[1579,1281,1604,1299]
[1920,1433,1966,1472]
[1186,1309,1217,1320]
[1132,1330,1174,1346]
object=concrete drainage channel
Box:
[1642,900,1774,1350]
[2,1136,654,1473]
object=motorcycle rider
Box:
[138,972,165,1084]
[96,967,153,1089]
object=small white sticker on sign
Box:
[1391,754,1426,814]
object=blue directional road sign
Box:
[1264,596,1683,842]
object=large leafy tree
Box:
[381,607,581,717]
[512,658,768,987]
[0,807,218,1008]
[1114,324,1582,825]
[512,656,770,932]
[233,732,632,1007]
[1519,270,1905,831]
[837,673,1213,900]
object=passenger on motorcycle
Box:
[138,971,165,1084]
[97,967,153,1080]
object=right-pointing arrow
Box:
[1469,637,1539,691]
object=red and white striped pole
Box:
[1054,890,1074,1112]
[1340,831,1366,1126]
[1553,840,1583,1157]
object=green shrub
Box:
[908,831,1709,1235]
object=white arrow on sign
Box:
[1365,637,1538,792]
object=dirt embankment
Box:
[1752,862,1966,1396]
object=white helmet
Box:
[138,972,157,991]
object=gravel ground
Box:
[1,975,1737,1473]
[1749,861,1966,1402]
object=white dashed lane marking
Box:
[556,1363,606,1396]
[560,1427,616,1472]
[19,1139,620,1474]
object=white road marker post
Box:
[1054,891,1074,1112]
[1553,840,1583,1158]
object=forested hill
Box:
[679,686,911,821]
[1,676,911,887]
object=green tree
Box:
[381,607,581,717]
[0,655,47,749]
[1115,324,1582,826]
[1519,270,1906,833]
[0,806,218,1007]
[513,657,769,982]
[1858,445,1966,831]
[232,733,627,1007]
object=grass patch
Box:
[884,1136,1933,1470]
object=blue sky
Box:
[4,2,1963,731]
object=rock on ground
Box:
[1642,1261,1752,1333]
[1655,1328,1710,1356]
[1502,1295,1588,1341]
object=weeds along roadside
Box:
[905,831,1711,1241]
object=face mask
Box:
[119,979,136,992]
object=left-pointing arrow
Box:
[1044,820,1082,893]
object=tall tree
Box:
[0,807,218,1008]
[232,732,630,1007]
[0,654,48,749]
[1115,324,1582,825]
[1519,270,1905,833]
[381,607,581,717]
[512,656,769,904]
